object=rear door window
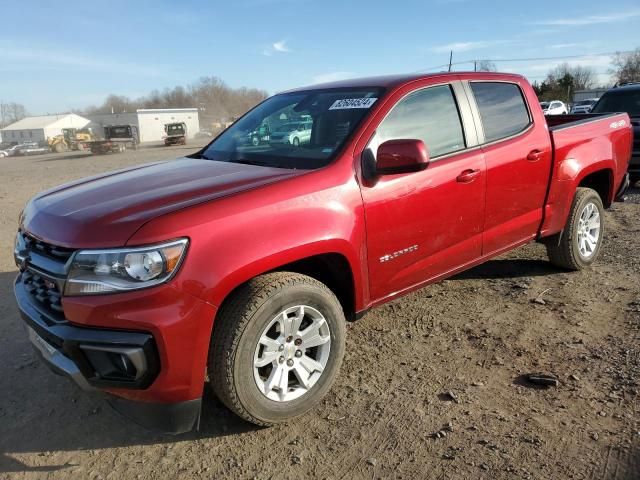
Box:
[470,82,531,143]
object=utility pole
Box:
[448,50,453,72]
[474,60,477,72]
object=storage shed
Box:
[0,113,90,144]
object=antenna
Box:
[448,51,453,72]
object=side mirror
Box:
[376,139,430,175]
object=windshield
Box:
[576,100,595,106]
[167,124,185,134]
[540,102,549,108]
[592,90,640,116]
[199,88,384,169]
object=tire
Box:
[53,142,65,153]
[546,187,604,270]
[292,137,300,147]
[630,175,639,186]
[208,272,346,426]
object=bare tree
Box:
[610,48,640,84]
[550,63,596,90]
[84,77,268,124]
[0,102,28,128]
[476,60,497,72]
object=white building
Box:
[87,108,200,143]
[0,113,90,144]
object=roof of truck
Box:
[282,71,526,93]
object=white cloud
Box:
[533,10,640,26]
[548,43,583,49]
[430,40,502,53]
[0,45,163,77]
[311,71,354,84]
[273,40,290,52]
[263,40,291,56]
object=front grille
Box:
[22,270,63,314]
[22,233,75,262]
[18,232,75,319]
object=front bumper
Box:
[14,276,205,434]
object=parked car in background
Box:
[571,98,599,114]
[592,83,640,183]
[0,150,8,158]
[17,144,50,156]
[2,144,32,157]
[540,100,568,115]
[14,72,631,433]
[269,120,313,145]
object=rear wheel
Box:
[546,187,604,270]
[208,272,346,426]
[292,137,300,147]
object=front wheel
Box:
[208,272,346,426]
[546,187,604,270]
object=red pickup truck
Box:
[14,72,632,433]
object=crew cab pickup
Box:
[13,73,632,433]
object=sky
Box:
[1,0,639,114]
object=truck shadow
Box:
[452,258,561,280]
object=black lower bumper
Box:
[14,276,200,434]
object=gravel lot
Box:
[0,145,639,479]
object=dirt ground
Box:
[0,143,638,480]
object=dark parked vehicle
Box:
[89,125,140,154]
[592,83,640,183]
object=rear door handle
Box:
[456,169,480,183]
[527,149,543,161]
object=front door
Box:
[359,82,487,303]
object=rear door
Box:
[359,80,487,303]
[463,79,552,254]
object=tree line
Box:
[84,76,268,124]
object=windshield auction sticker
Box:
[329,98,377,110]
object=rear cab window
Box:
[470,82,531,143]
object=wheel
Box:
[208,272,346,426]
[292,137,300,147]
[546,187,604,270]
[252,136,260,146]
[53,143,65,153]
[630,175,639,186]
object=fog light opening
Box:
[79,345,147,382]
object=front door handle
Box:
[456,169,480,183]
[527,149,542,161]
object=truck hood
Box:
[22,158,303,248]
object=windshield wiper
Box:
[190,152,214,160]
[231,159,271,167]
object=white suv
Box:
[540,100,568,115]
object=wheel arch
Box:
[212,249,360,323]
[577,168,613,207]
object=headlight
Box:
[65,238,188,296]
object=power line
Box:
[413,50,633,73]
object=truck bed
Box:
[539,111,632,237]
